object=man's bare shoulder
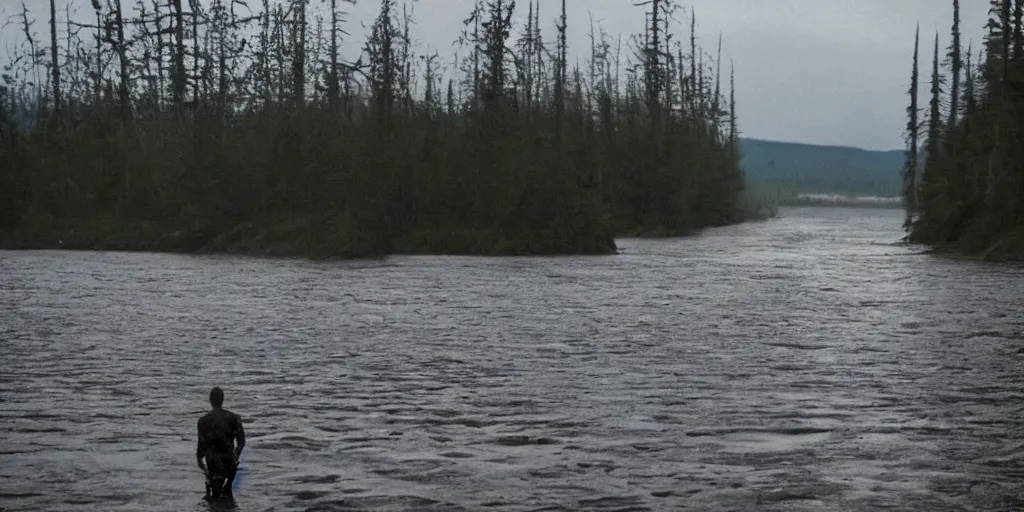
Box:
[198,410,218,425]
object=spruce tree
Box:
[904,0,1024,259]
[903,25,920,232]
[948,0,962,127]
[0,0,752,257]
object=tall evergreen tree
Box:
[948,0,962,127]
[728,60,737,145]
[915,33,947,240]
[903,24,920,232]
[48,0,60,116]
[0,0,752,258]
[555,0,567,133]
[904,0,1024,259]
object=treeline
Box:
[903,0,1024,260]
[0,0,750,258]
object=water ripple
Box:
[1,207,1023,511]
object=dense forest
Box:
[904,0,1024,261]
[0,0,757,258]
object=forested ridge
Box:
[903,0,1024,261]
[739,138,904,198]
[0,0,757,258]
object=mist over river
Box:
[2,207,1023,511]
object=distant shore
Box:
[779,193,903,209]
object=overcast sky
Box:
[2,0,991,150]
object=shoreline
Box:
[928,236,1024,263]
[779,194,903,209]
[0,208,778,260]
[0,217,616,259]
[5,211,1019,263]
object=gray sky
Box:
[2,0,991,150]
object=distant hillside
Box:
[739,138,904,197]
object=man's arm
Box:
[196,419,207,471]
[234,415,246,459]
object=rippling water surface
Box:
[2,207,1023,512]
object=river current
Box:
[2,207,1023,511]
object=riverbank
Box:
[926,230,1024,263]
[0,199,780,259]
[0,214,621,259]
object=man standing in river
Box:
[197,387,246,498]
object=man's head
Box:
[209,387,224,409]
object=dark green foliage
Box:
[905,0,1024,260]
[904,25,921,230]
[915,32,949,241]
[0,92,28,228]
[0,0,748,258]
[947,0,962,128]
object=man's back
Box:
[197,408,244,455]
[198,387,246,499]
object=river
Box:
[2,206,1023,511]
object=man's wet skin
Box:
[197,387,245,499]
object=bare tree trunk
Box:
[293,0,307,108]
[698,49,705,119]
[663,14,673,119]
[259,0,270,104]
[216,0,229,113]
[534,2,543,106]
[190,0,200,105]
[677,47,686,115]
[690,9,697,111]
[153,0,163,107]
[172,0,186,107]
[473,1,480,108]
[95,7,103,103]
[114,0,130,122]
[644,0,661,133]
[274,5,285,103]
[555,0,566,133]
[588,12,596,115]
[713,32,722,122]
[328,0,339,109]
[49,0,61,116]
[401,4,412,115]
